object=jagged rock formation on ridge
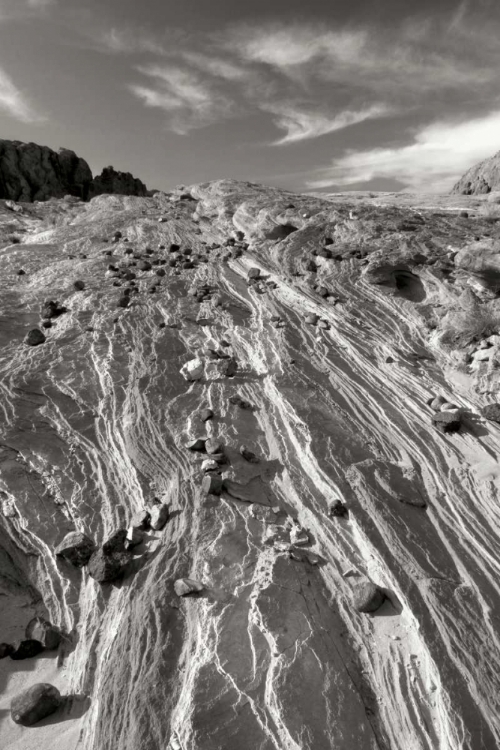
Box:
[0,140,149,203]
[89,165,148,199]
[452,149,500,194]
[1,180,500,749]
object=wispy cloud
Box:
[98,27,168,55]
[267,103,391,145]
[26,0,56,8]
[129,65,233,134]
[306,111,500,192]
[0,67,44,123]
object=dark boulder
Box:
[11,683,62,726]
[102,529,127,554]
[55,531,95,567]
[328,500,348,518]
[73,280,85,291]
[202,474,224,496]
[25,617,61,650]
[221,358,238,377]
[25,329,46,346]
[10,639,44,660]
[352,580,385,613]
[42,300,66,319]
[88,548,130,583]
[248,267,261,280]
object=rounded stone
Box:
[55,531,95,567]
[25,618,61,650]
[11,683,62,726]
[352,581,385,613]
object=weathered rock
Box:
[248,267,261,280]
[25,617,61,650]
[10,639,44,660]
[174,578,204,597]
[351,580,385,613]
[89,166,148,198]
[25,328,46,346]
[0,140,92,201]
[73,280,85,291]
[200,408,214,422]
[482,403,500,423]
[432,411,461,434]
[180,358,204,381]
[201,459,219,472]
[88,549,130,583]
[103,529,127,554]
[149,503,169,530]
[131,509,151,529]
[202,474,224,495]
[55,531,95,567]
[205,437,224,455]
[11,683,62,726]
[42,300,66,319]
[228,394,253,410]
[188,438,208,452]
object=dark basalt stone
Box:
[55,531,96,567]
[25,329,46,346]
[25,617,61,650]
[11,683,62,726]
[352,581,385,613]
[10,639,44,660]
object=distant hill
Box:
[452,150,500,194]
[0,139,149,202]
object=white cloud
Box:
[26,0,55,7]
[268,103,391,145]
[99,27,166,55]
[0,68,44,123]
[181,52,248,81]
[306,111,500,192]
[130,66,233,134]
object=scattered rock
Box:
[328,500,348,518]
[352,580,385,613]
[205,437,224,455]
[428,395,446,411]
[174,578,204,597]
[149,503,169,530]
[73,280,85,291]
[202,474,224,495]
[55,531,96,567]
[25,618,61,650]
[25,329,46,346]
[88,548,130,583]
[10,639,44,660]
[180,358,204,381]
[240,445,259,463]
[11,683,62,726]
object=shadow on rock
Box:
[371,588,404,617]
[37,693,91,726]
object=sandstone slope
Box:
[0,183,500,750]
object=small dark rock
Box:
[481,403,500,423]
[103,529,127,554]
[73,280,85,291]
[240,445,259,463]
[10,639,44,660]
[248,267,261,280]
[25,329,46,346]
[55,531,96,567]
[229,395,253,410]
[328,500,348,518]
[352,580,385,613]
[0,643,14,658]
[432,411,461,433]
[88,548,130,583]
[41,320,52,329]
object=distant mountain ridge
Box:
[452,150,500,195]
[0,139,149,202]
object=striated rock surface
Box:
[1,180,500,749]
[452,149,500,195]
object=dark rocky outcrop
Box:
[452,151,500,195]
[0,140,92,201]
[55,531,95,567]
[0,141,148,203]
[89,166,148,199]
[88,546,130,583]
[11,683,62,726]
[482,403,500,423]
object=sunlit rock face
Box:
[1,182,500,750]
[452,149,500,195]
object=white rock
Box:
[201,459,219,472]
[473,349,492,361]
[149,503,169,530]
[174,578,204,596]
[180,358,204,381]
[290,526,309,546]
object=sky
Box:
[0,0,499,193]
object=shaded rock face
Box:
[3,180,500,749]
[89,166,148,199]
[0,139,92,201]
[0,140,148,203]
[452,150,500,194]
[11,683,62,726]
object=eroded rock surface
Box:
[1,181,500,749]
